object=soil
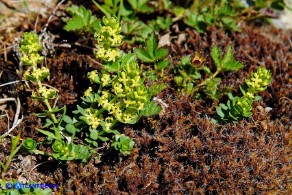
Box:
[0,1,291,194]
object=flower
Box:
[38,86,56,99]
[232,96,253,118]
[19,32,44,66]
[137,101,145,110]
[83,108,103,129]
[123,98,135,108]
[88,70,100,83]
[118,72,129,85]
[131,76,141,87]
[84,87,93,97]
[109,103,122,120]
[95,47,120,62]
[101,73,111,86]
[21,53,44,66]
[245,67,272,94]
[112,82,123,95]
[122,113,133,123]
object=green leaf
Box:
[65,124,76,134]
[43,118,53,128]
[23,138,37,151]
[155,48,169,60]
[222,60,244,71]
[181,56,191,66]
[122,19,153,42]
[186,82,194,95]
[254,95,262,101]
[119,0,133,17]
[90,130,98,140]
[227,92,235,100]
[36,128,58,140]
[144,71,158,81]
[219,103,228,110]
[270,0,285,10]
[221,45,233,66]
[156,60,169,70]
[92,0,110,17]
[216,107,225,118]
[146,33,158,58]
[77,105,86,115]
[140,101,161,116]
[103,61,120,72]
[149,83,167,96]
[98,136,110,142]
[64,5,100,34]
[190,71,201,80]
[211,45,221,68]
[121,52,136,66]
[135,48,154,62]
[62,115,74,124]
[112,134,134,155]
[128,0,154,13]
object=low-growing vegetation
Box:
[0,0,291,194]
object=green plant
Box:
[112,134,134,155]
[76,52,163,148]
[149,16,173,31]
[92,0,173,42]
[94,16,123,62]
[182,0,241,33]
[93,0,132,18]
[0,132,23,173]
[64,5,100,34]
[121,19,153,43]
[23,138,37,151]
[174,45,243,98]
[64,15,164,154]
[51,140,93,162]
[216,67,272,121]
[20,32,60,138]
[19,32,94,162]
[135,33,169,80]
[173,0,291,33]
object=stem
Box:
[194,68,221,91]
[3,143,23,172]
[2,133,23,173]
[32,66,58,124]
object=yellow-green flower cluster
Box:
[82,108,103,129]
[32,86,56,99]
[80,107,114,131]
[245,67,272,94]
[84,59,148,124]
[19,32,44,66]
[94,17,122,62]
[19,32,58,101]
[23,67,50,82]
[232,96,253,118]
[95,47,121,62]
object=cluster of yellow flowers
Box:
[94,17,122,62]
[23,66,50,82]
[84,58,148,125]
[20,32,57,100]
[95,47,121,62]
[20,32,44,66]
[245,67,272,94]
[32,86,56,99]
[83,108,103,129]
